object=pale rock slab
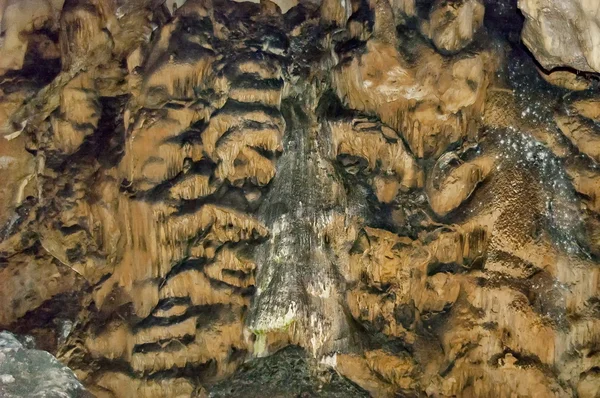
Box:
[519,0,600,72]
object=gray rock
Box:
[0,331,89,398]
[208,346,370,398]
[247,93,362,357]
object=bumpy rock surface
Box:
[209,345,370,397]
[0,331,89,397]
[0,0,599,397]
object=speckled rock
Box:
[0,331,89,398]
[208,346,369,397]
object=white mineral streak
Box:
[0,374,15,383]
[0,156,15,169]
[320,353,338,368]
[247,101,353,357]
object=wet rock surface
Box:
[0,0,599,397]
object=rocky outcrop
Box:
[0,331,90,397]
[519,0,600,73]
[0,0,598,397]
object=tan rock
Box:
[519,0,600,73]
[0,135,36,228]
[0,1,598,397]
[556,94,600,163]
[421,0,484,54]
[0,252,83,326]
[537,68,593,91]
[333,37,493,157]
[0,0,63,73]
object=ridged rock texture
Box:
[0,0,599,397]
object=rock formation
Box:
[519,0,600,73]
[0,0,599,397]
[0,331,90,397]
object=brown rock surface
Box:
[0,0,598,396]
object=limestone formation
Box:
[0,0,599,397]
[420,0,485,54]
[519,0,600,73]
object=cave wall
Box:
[0,0,599,397]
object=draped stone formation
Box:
[0,0,599,397]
